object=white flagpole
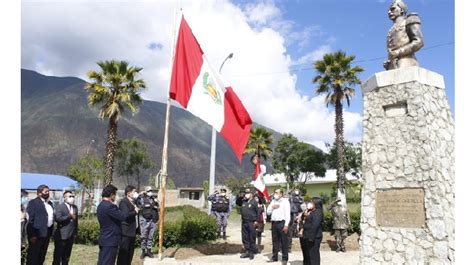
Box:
[157,5,181,261]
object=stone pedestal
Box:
[359,66,455,264]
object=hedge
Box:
[75,205,218,248]
[322,208,361,235]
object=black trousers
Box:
[97,246,118,265]
[117,236,136,265]
[26,228,52,265]
[301,238,321,265]
[52,234,74,265]
[241,221,257,253]
[271,221,289,261]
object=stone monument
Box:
[359,1,455,264]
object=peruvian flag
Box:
[169,16,252,162]
[253,158,270,203]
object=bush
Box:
[76,218,100,245]
[321,208,361,235]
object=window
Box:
[188,191,200,200]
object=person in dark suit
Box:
[53,190,78,265]
[26,184,54,265]
[300,197,324,265]
[97,184,137,265]
[117,185,140,265]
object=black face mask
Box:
[41,193,49,200]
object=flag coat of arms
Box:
[169,16,252,162]
[253,159,270,203]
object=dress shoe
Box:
[249,253,254,260]
[240,252,251,258]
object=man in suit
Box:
[26,184,54,265]
[97,184,137,265]
[117,185,140,265]
[53,190,78,265]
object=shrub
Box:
[76,218,100,245]
[321,208,361,235]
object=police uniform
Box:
[137,191,159,258]
[288,193,303,250]
[236,194,259,259]
[329,203,351,252]
[212,194,230,239]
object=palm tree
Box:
[244,127,273,164]
[85,60,147,185]
[312,51,363,199]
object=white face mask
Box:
[147,192,153,197]
[220,193,226,196]
[295,191,299,195]
[307,203,314,210]
[66,197,75,204]
[273,194,281,200]
[132,192,139,199]
[245,193,251,199]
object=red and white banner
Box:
[253,158,270,203]
[169,16,252,162]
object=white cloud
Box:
[292,44,331,67]
[21,0,362,151]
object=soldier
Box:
[136,186,159,259]
[213,188,231,240]
[383,0,424,70]
[328,199,351,253]
[236,188,259,260]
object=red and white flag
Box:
[253,158,270,203]
[169,16,252,162]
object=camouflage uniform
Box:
[212,194,230,239]
[137,193,159,258]
[329,203,351,252]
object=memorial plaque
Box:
[376,188,425,228]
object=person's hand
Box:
[69,213,76,220]
[272,204,280,209]
[282,226,288,234]
[254,221,258,228]
[134,206,140,213]
[29,236,37,245]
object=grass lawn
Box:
[44,244,143,265]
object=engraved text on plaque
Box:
[376,188,425,228]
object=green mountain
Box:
[21,69,293,188]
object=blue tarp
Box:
[21,173,78,190]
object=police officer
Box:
[236,188,259,260]
[136,186,159,259]
[207,189,219,218]
[213,188,230,239]
[328,199,351,253]
[289,189,304,250]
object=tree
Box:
[115,138,155,191]
[312,51,363,202]
[224,176,253,196]
[244,127,273,164]
[273,134,326,189]
[325,141,362,178]
[85,60,147,185]
[67,154,105,214]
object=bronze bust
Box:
[384,0,424,70]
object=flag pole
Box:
[157,6,180,261]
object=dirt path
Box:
[144,221,360,264]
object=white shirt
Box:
[266,197,291,226]
[42,198,54,228]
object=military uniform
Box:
[288,193,303,250]
[329,203,351,252]
[137,193,159,258]
[385,13,423,70]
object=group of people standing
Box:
[21,184,160,265]
[235,187,350,265]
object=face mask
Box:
[307,203,314,210]
[255,198,259,203]
[294,191,299,195]
[147,192,153,197]
[220,193,226,196]
[273,194,280,200]
[245,193,251,199]
[66,197,75,204]
[132,192,139,199]
[21,197,28,205]
[41,193,49,200]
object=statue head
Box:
[388,0,408,21]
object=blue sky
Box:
[238,0,455,117]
